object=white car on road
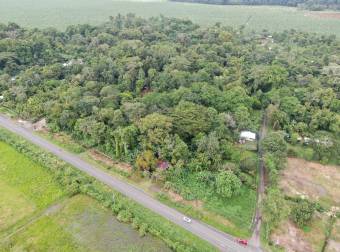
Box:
[183,216,192,223]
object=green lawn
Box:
[0,0,339,36]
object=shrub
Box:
[287,146,298,157]
[139,223,148,237]
[215,170,241,198]
[290,200,315,228]
[135,150,157,172]
[117,210,133,223]
[261,132,287,156]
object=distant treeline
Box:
[170,0,340,10]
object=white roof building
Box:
[240,131,257,141]
[0,95,4,100]
[62,59,84,67]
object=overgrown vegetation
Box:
[0,127,216,252]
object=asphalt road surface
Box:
[0,114,256,252]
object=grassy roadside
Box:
[0,126,217,252]
[33,126,255,238]
[80,148,255,238]
[0,107,17,117]
[157,192,253,238]
[35,131,86,154]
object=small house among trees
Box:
[239,131,257,143]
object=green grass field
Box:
[0,141,65,231]
[0,141,170,251]
[0,0,339,36]
[0,180,35,231]
[2,195,171,252]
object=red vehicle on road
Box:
[236,238,248,246]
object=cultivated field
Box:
[0,0,339,36]
[0,141,170,251]
[0,141,65,232]
[3,195,171,252]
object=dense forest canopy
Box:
[0,15,339,218]
[170,0,340,10]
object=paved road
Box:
[0,114,255,252]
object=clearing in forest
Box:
[280,158,340,208]
[271,157,340,252]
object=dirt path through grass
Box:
[250,111,267,249]
[1,201,64,241]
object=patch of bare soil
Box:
[326,219,340,252]
[149,184,162,194]
[88,149,132,173]
[280,158,340,206]
[16,118,48,132]
[305,12,340,20]
[272,221,313,252]
[167,190,203,208]
[32,118,47,132]
[17,119,33,129]
[327,240,340,252]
